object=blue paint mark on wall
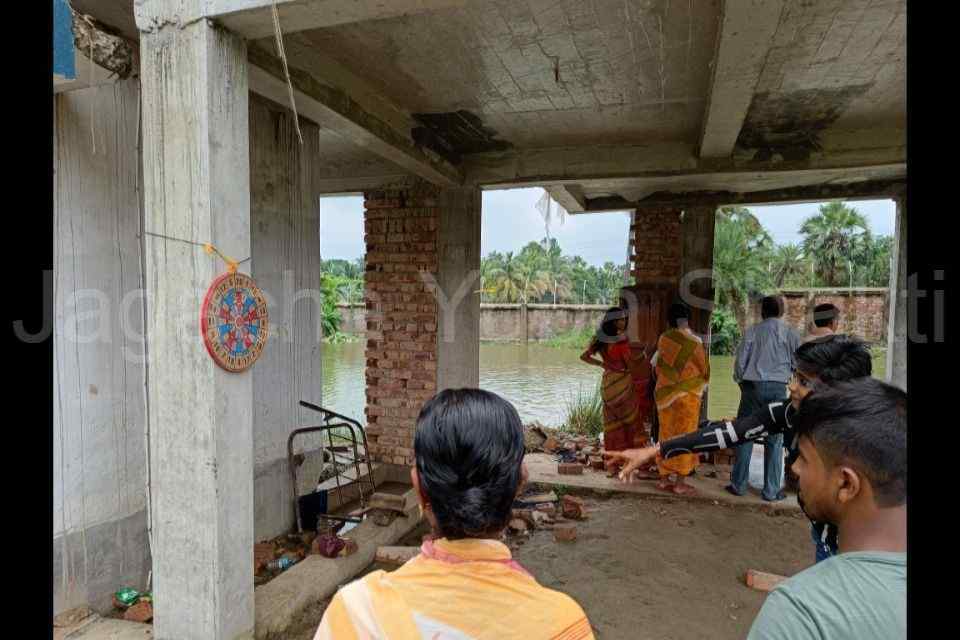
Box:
[53,0,76,79]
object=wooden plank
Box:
[745,569,788,592]
[375,546,421,567]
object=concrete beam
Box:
[463,144,905,188]
[544,184,587,214]
[208,0,468,40]
[247,45,462,187]
[625,179,906,211]
[138,7,254,638]
[699,0,785,159]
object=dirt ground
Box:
[283,492,811,640]
[512,494,812,639]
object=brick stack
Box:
[630,208,683,286]
[363,182,440,465]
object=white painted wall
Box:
[53,79,150,614]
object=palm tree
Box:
[488,251,548,303]
[799,201,869,286]
[713,206,774,329]
[769,243,809,288]
[538,237,573,303]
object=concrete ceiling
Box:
[68,0,906,202]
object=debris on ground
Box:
[124,600,154,623]
[376,545,420,567]
[112,587,141,610]
[313,533,346,558]
[508,518,529,534]
[558,462,584,475]
[745,569,788,592]
[554,523,578,542]
[561,495,587,520]
[54,606,95,628]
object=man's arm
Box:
[659,401,791,459]
[733,330,752,383]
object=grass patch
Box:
[561,383,604,437]
[323,331,362,344]
[542,326,596,350]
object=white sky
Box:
[319,191,896,266]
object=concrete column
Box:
[886,197,907,390]
[681,205,717,420]
[436,187,482,389]
[249,95,322,540]
[138,9,253,639]
[53,79,149,615]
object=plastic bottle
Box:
[266,556,297,572]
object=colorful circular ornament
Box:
[201,271,268,372]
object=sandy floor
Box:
[284,492,811,640]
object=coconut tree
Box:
[799,201,869,286]
[769,243,810,288]
[488,251,548,304]
[712,206,775,329]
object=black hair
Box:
[667,302,690,328]
[812,303,839,328]
[795,378,907,507]
[795,334,872,383]
[593,307,627,354]
[414,388,526,540]
[761,295,783,319]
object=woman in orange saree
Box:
[581,308,655,476]
[653,302,710,496]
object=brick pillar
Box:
[630,207,683,288]
[362,181,481,466]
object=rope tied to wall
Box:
[142,231,250,273]
[271,1,304,145]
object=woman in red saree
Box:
[580,308,655,476]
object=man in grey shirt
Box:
[747,378,906,640]
[729,295,801,501]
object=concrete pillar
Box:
[249,95,322,540]
[886,197,907,390]
[436,187,482,389]
[681,205,717,421]
[137,9,253,639]
[53,79,149,615]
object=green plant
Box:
[542,326,596,349]
[562,384,604,437]
[709,306,742,355]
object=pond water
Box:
[321,341,887,427]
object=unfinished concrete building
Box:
[54,1,906,637]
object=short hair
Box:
[761,295,783,319]
[812,303,840,328]
[667,302,690,328]
[795,334,872,383]
[414,389,525,539]
[795,378,907,507]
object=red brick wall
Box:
[363,183,440,465]
[630,208,682,286]
[781,291,890,343]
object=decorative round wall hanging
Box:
[201,271,269,372]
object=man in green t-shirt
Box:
[748,377,906,640]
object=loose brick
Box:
[554,524,577,542]
[561,495,586,520]
[558,463,584,475]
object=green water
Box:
[321,342,888,427]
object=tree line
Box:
[319,200,893,346]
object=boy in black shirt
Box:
[605,334,873,561]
